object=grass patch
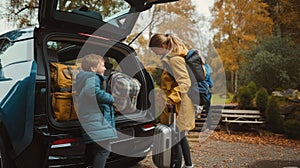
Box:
[212,92,234,105]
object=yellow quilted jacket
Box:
[159,53,195,132]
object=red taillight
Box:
[52,137,81,145]
[142,123,155,131]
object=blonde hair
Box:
[81,53,104,71]
[149,33,188,56]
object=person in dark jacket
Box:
[199,63,214,131]
[74,53,117,168]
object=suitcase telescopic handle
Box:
[173,105,176,130]
[168,106,171,125]
[167,104,176,130]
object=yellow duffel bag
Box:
[52,92,78,121]
[50,62,80,92]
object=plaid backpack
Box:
[107,71,141,114]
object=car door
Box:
[0,28,36,156]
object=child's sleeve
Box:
[84,76,114,104]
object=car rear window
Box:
[56,0,130,21]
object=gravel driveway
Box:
[130,131,300,168]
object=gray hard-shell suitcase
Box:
[152,105,180,168]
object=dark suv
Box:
[0,0,176,167]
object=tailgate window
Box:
[56,0,130,20]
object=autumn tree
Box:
[206,40,227,95]
[263,0,300,44]
[4,0,39,27]
[211,0,273,95]
[147,0,199,48]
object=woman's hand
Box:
[166,103,175,112]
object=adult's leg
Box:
[203,93,212,130]
[174,144,182,168]
[180,131,193,166]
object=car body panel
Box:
[0,28,37,156]
[0,61,36,155]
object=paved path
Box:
[130,131,300,168]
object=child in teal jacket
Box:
[75,53,117,168]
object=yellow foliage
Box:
[211,0,274,72]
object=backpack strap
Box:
[186,49,197,59]
[186,49,206,64]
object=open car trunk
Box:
[37,33,155,129]
[35,0,179,131]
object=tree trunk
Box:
[234,70,238,96]
[231,71,234,93]
[231,70,238,103]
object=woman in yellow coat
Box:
[149,33,195,168]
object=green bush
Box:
[237,86,253,109]
[265,97,284,133]
[247,81,257,98]
[283,119,300,139]
[255,87,269,114]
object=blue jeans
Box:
[175,131,192,168]
[85,141,111,168]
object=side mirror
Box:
[0,59,12,81]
